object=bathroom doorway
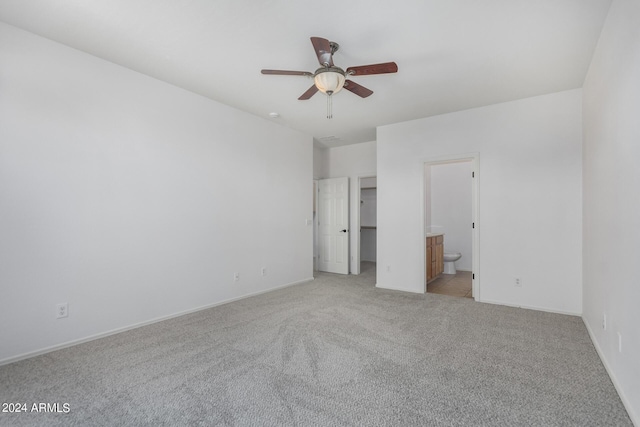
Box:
[423,154,479,299]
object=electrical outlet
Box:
[56,303,68,319]
[514,277,522,287]
[261,267,267,276]
[234,272,239,282]
[602,312,607,330]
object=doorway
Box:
[423,154,479,299]
[358,176,377,276]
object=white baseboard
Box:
[478,298,582,317]
[375,283,423,294]
[583,317,639,426]
[0,276,315,367]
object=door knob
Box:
[340,229,348,233]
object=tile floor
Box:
[427,271,473,298]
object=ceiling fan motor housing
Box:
[329,41,339,55]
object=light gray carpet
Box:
[0,263,632,426]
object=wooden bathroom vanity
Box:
[426,234,444,283]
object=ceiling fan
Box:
[261,37,398,118]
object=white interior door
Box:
[318,177,349,274]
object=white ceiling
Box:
[0,0,612,147]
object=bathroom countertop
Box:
[425,232,444,237]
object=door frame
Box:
[422,153,480,300]
[313,179,318,271]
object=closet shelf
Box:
[361,225,377,229]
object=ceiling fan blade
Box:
[298,85,319,100]
[346,62,398,76]
[343,80,373,98]
[310,37,334,67]
[261,69,313,76]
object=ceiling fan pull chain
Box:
[327,92,333,119]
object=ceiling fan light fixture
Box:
[314,68,345,95]
[261,37,397,119]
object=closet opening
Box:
[358,176,377,278]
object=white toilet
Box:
[443,252,462,274]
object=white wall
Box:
[313,144,329,180]
[360,189,377,228]
[377,89,583,314]
[313,145,330,270]
[582,0,640,422]
[0,23,313,363]
[328,141,377,178]
[429,161,473,271]
[327,141,377,273]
